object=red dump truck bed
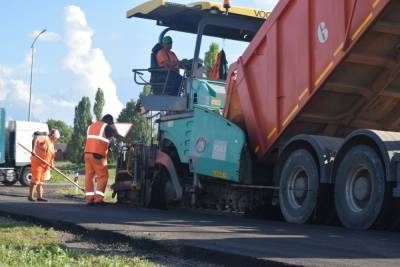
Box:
[225,0,400,160]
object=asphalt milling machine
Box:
[113,0,400,231]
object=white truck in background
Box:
[0,109,49,186]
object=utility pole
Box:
[28,29,46,121]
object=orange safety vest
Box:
[84,121,110,157]
[32,135,54,163]
[156,49,179,73]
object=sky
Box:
[0,0,278,125]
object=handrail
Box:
[132,68,172,94]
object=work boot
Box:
[27,196,35,202]
[37,197,48,202]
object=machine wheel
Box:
[147,166,168,209]
[279,149,319,224]
[19,167,32,186]
[334,145,390,229]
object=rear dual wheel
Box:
[2,176,18,186]
[334,145,391,229]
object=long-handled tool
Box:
[18,143,85,192]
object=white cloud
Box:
[0,65,47,120]
[0,6,123,124]
[63,5,123,118]
[9,79,30,103]
[50,98,75,108]
[0,79,9,101]
[30,30,61,42]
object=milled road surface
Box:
[1,185,400,266]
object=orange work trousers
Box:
[31,158,49,185]
[84,153,109,203]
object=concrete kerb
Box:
[0,210,296,267]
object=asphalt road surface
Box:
[0,185,400,266]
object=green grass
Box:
[0,217,154,267]
[54,161,116,171]
[48,161,83,184]
[54,161,83,170]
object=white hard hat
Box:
[50,129,61,139]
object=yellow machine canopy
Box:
[127,0,270,41]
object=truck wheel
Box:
[334,145,389,229]
[279,149,319,224]
[19,167,32,186]
[2,174,18,186]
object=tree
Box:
[67,97,92,163]
[47,119,73,145]
[142,84,151,96]
[204,42,220,76]
[93,88,105,120]
[118,100,152,144]
[118,86,152,144]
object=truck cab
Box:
[0,108,49,186]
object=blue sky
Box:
[0,0,278,125]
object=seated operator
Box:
[156,36,182,96]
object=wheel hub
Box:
[288,168,308,209]
[346,168,372,213]
[353,176,369,201]
[294,177,307,199]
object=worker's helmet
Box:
[50,129,61,139]
[102,114,114,124]
[162,36,173,44]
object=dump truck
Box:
[0,108,49,186]
[114,0,400,230]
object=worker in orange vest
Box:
[84,114,116,205]
[28,129,60,202]
[156,36,182,96]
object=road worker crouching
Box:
[84,114,117,205]
[28,129,60,202]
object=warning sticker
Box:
[317,21,329,44]
[212,140,227,161]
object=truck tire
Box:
[19,167,32,186]
[334,145,390,229]
[2,175,18,186]
[279,149,319,224]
